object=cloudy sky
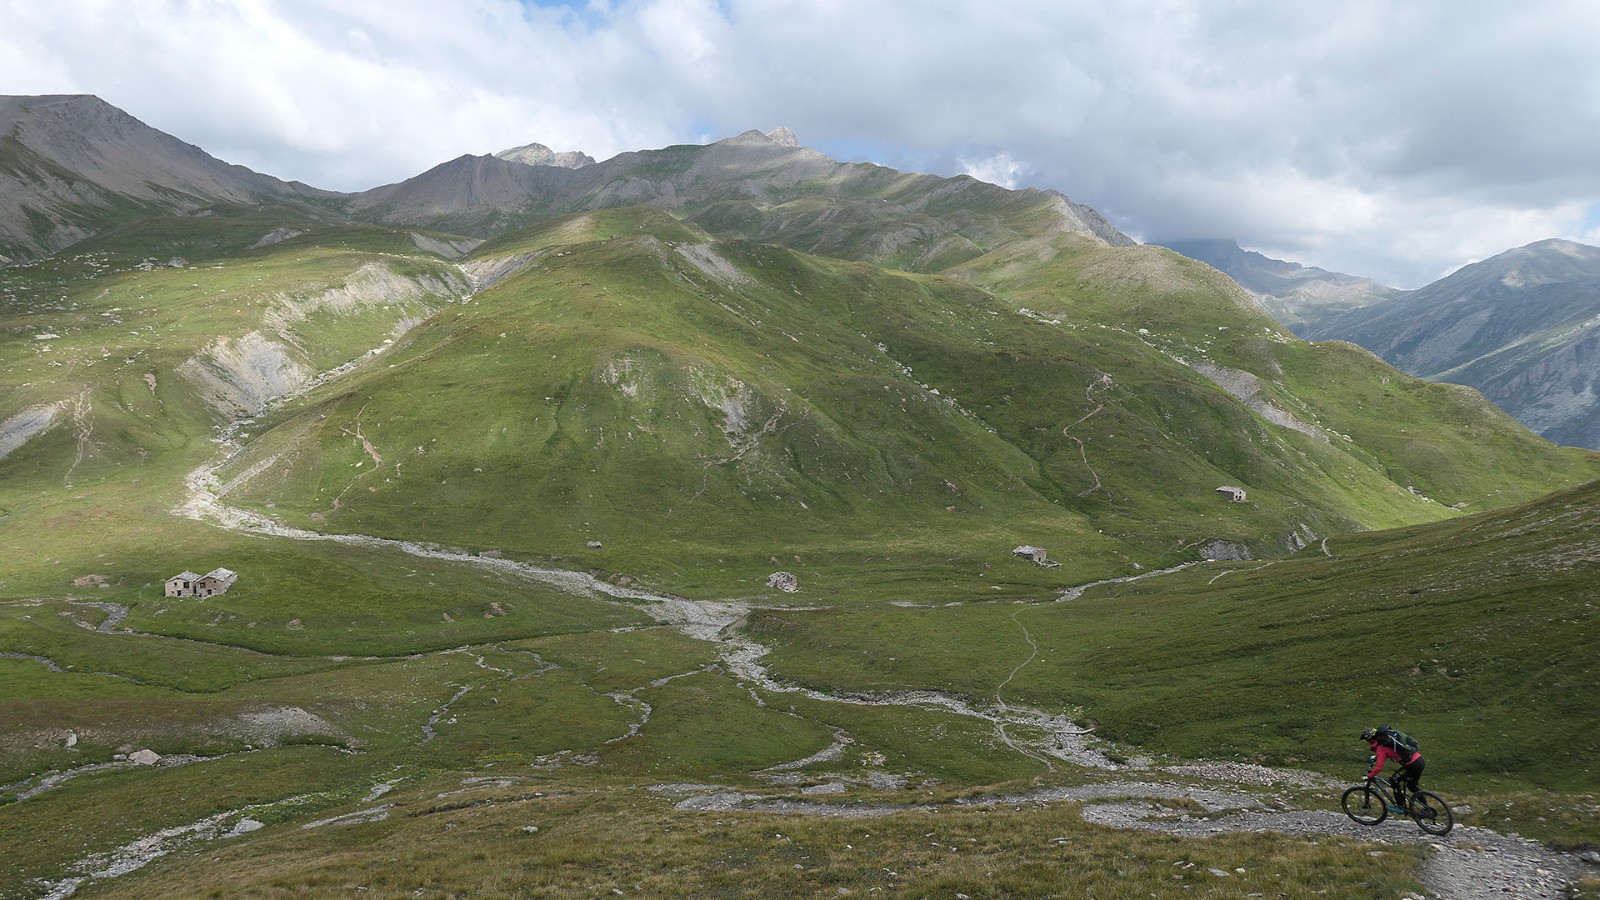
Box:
[3,0,1598,287]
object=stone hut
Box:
[1012,545,1062,568]
[194,568,238,597]
[1216,485,1247,502]
[164,571,201,597]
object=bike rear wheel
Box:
[1408,790,1454,835]
[1341,784,1387,825]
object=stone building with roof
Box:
[165,568,238,598]
[164,571,201,597]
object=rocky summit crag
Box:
[493,141,597,170]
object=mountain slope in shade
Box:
[1306,239,1600,449]
[1158,238,1398,334]
[347,127,1133,272]
[0,94,326,263]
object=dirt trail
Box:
[655,777,1590,898]
[1060,372,1114,497]
[1052,783,1586,900]
[992,610,1069,770]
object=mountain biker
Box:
[1362,724,1423,811]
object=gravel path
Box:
[659,778,1593,897]
[1064,787,1588,900]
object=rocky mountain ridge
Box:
[1303,238,1600,449]
[1168,236,1600,450]
[1158,238,1398,334]
[0,94,1129,276]
[0,94,327,264]
[348,124,1133,271]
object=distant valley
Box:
[1167,237,1600,450]
[1157,238,1399,334]
[2,94,1597,897]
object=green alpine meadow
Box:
[1,95,1597,898]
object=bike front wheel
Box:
[1341,784,1388,825]
[1408,790,1454,835]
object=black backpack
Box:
[1379,725,1420,755]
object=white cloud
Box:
[2,0,1599,286]
[959,153,1028,190]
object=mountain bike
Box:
[1341,776,1454,835]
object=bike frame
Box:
[1364,777,1403,805]
[1343,776,1454,835]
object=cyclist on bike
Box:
[1362,724,1423,811]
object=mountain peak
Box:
[0,92,315,263]
[1444,238,1600,291]
[718,127,802,148]
[1,93,128,135]
[493,141,595,169]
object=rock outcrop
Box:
[494,142,596,169]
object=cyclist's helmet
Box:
[1360,726,1378,742]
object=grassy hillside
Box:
[752,475,1600,792]
[948,236,1597,509]
[4,206,1598,896]
[0,212,473,599]
[202,210,1598,605]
